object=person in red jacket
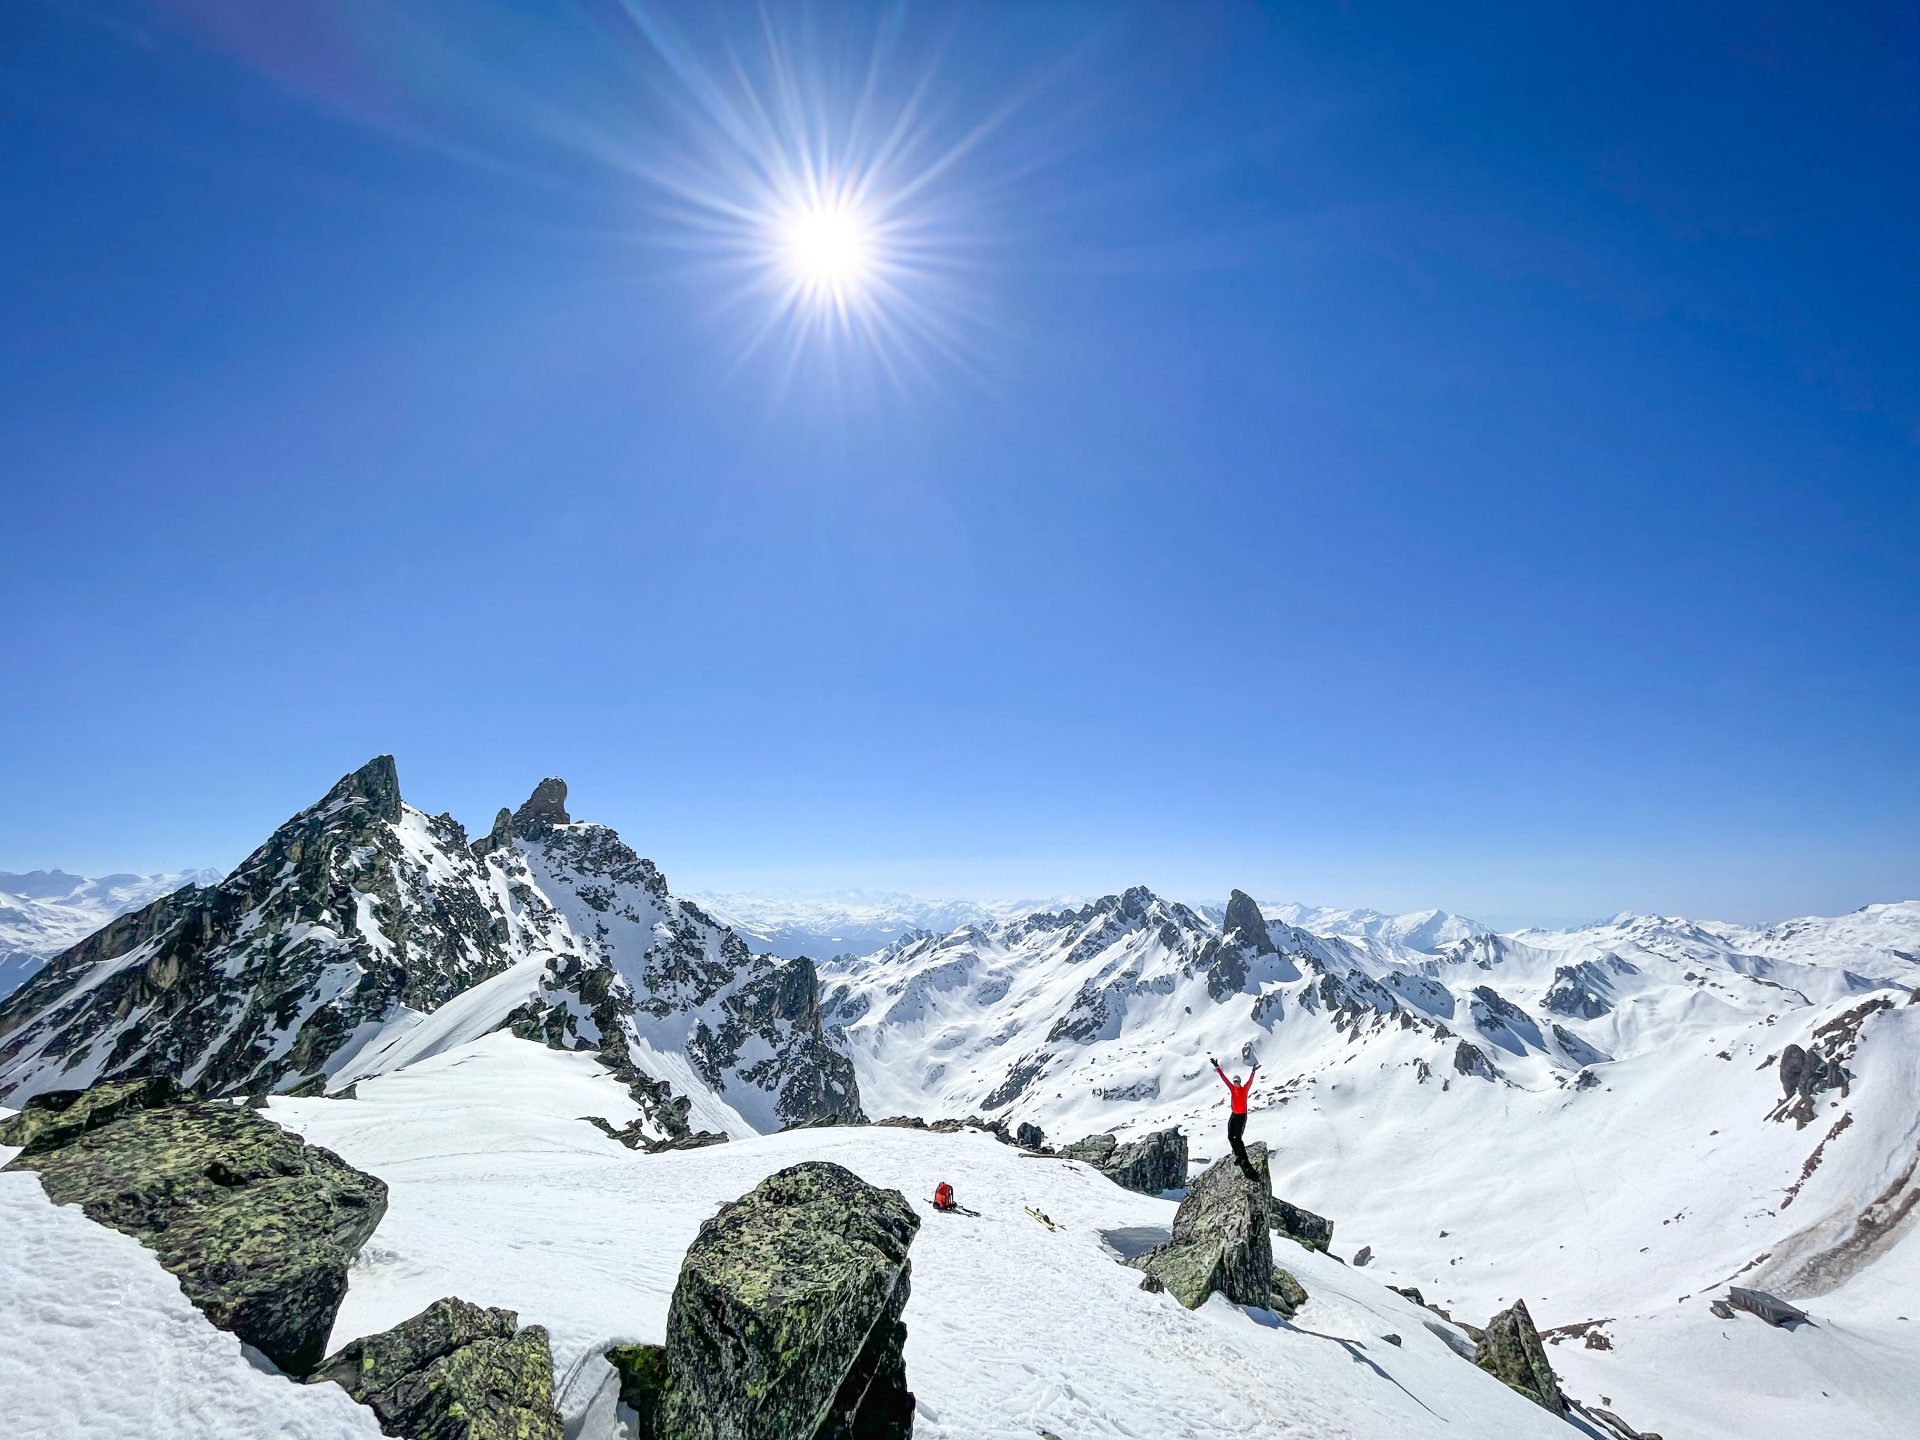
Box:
[1210,1054,1259,1171]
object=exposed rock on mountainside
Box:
[614,1161,920,1440]
[0,759,861,1136]
[1769,996,1891,1127]
[5,1079,386,1373]
[1,868,224,1002]
[1062,1127,1188,1194]
[1132,1143,1282,1311]
[309,1297,563,1440]
[1474,1299,1565,1414]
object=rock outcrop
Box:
[309,1297,563,1440]
[1060,1127,1188,1194]
[4,1081,387,1373]
[1131,1143,1291,1312]
[1271,1194,1335,1253]
[1474,1299,1565,1414]
[0,1074,188,1154]
[613,1161,919,1440]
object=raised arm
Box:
[1210,1056,1229,1085]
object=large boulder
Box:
[616,1161,920,1440]
[1060,1127,1188,1195]
[1131,1142,1289,1312]
[1474,1299,1565,1414]
[310,1297,562,1440]
[1060,1132,1119,1167]
[0,1074,189,1155]
[4,1087,387,1373]
[1103,1128,1188,1194]
[1271,1195,1335,1253]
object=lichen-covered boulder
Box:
[1102,1128,1188,1195]
[1474,1298,1565,1413]
[636,1160,920,1440]
[0,1074,189,1155]
[310,1297,562,1440]
[4,1092,386,1373]
[1271,1195,1335,1253]
[1131,1142,1283,1311]
[1059,1132,1119,1167]
[1014,1121,1046,1151]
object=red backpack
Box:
[933,1181,955,1211]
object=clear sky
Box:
[2,1,1915,926]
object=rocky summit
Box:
[0,758,862,1138]
[4,1080,387,1373]
[1132,1142,1291,1312]
[309,1296,564,1440]
[611,1160,920,1440]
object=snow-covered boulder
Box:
[1474,1299,1564,1414]
[308,1296,562,1440]
[613,1160,920,1440]
[1132,1142,1281,1311]
[7,1089,386,1373]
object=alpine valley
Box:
[2,756,1916,1440]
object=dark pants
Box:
[1228,1111,1249,1167]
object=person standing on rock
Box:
[1209,1055,1258,1171]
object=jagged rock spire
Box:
[323,755,403,824]
[1224,889,1277,956]
[513,778,570,837]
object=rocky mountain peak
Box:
[1223,889,1277,956]
[324,755,403,824]
[513,777,571,836]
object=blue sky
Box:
[2,1,1915,925]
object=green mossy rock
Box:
[1473,1298,1565,1414]
[605,1343,671,1433]
[1131,1142,1283,1312]
[0,1075,190,1154]
[5,1091,386,1374]
[1271,1265,1309,1318]
[646,1160,920,1440]
[311,1297,563,1440]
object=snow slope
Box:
[272,1032,1580,1440]
[811,891,1920,1439]
[0,868,219,1001]
[0,1125,381,1440]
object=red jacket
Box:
[1214,1062,1257,1114]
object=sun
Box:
[779,200,874,296]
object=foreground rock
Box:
[609,1161,919,1440]
[1061,1126,1188,1195]
[1474,1299,1565,1413]
[0,1074,187,1154]
[4,1083,387,1373]
[1132,1142,1306,1315]
[310,1297,562,1440]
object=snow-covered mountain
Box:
[0,759,858,1138]
[688,890,1070,961]
[814,888,1920,1438]
[0,868,221,1002]
[4,762,1916,1439]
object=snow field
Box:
[274,1034,1574,1440]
